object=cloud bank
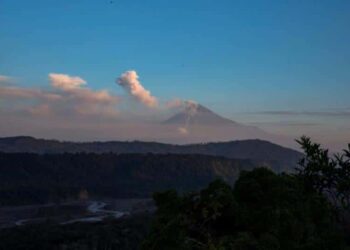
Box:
[0,73,119,118]
[0,75,14,84]
[49,73,86,91]
[49,73,118,105]
[254,110,350,117]
[0,86,62,101]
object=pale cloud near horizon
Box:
[0,75,10,82]
[0,75,14,84]
[49,73,86,91]
[0,86,62,101]
[117,70,158,108]
[0,73,120,118]
[28,104,51,116]
[252,110,350,117]
[49,73,118,105]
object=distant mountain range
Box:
[0,135,304,205]
[0,136,302,172]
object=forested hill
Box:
[0,153,254,205]
[0,136,302,172]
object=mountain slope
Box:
[0,136,302,171]
[161,103,294,148]
[164,104,237,126]
[0,152,254,205]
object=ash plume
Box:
[117,70,158,108]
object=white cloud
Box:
[0,73,119,119]
[49,73,86,91]
[49,73,118,104]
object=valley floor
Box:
[0,198,155,229]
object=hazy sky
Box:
[0,0,349,150]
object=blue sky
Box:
[1,0,350,148]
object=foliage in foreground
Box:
[143,137,350,250]
[296,136,350,211]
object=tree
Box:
[296,136,350,211]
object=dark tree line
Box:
[0,153,252,205]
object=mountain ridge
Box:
[0,136,303,172]
[0,152,254,205]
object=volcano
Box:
[162,103,291,147]
[164,104,238,126]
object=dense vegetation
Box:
[0,136,302,171]
[142,137,350,250]
[0,153,253,205]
